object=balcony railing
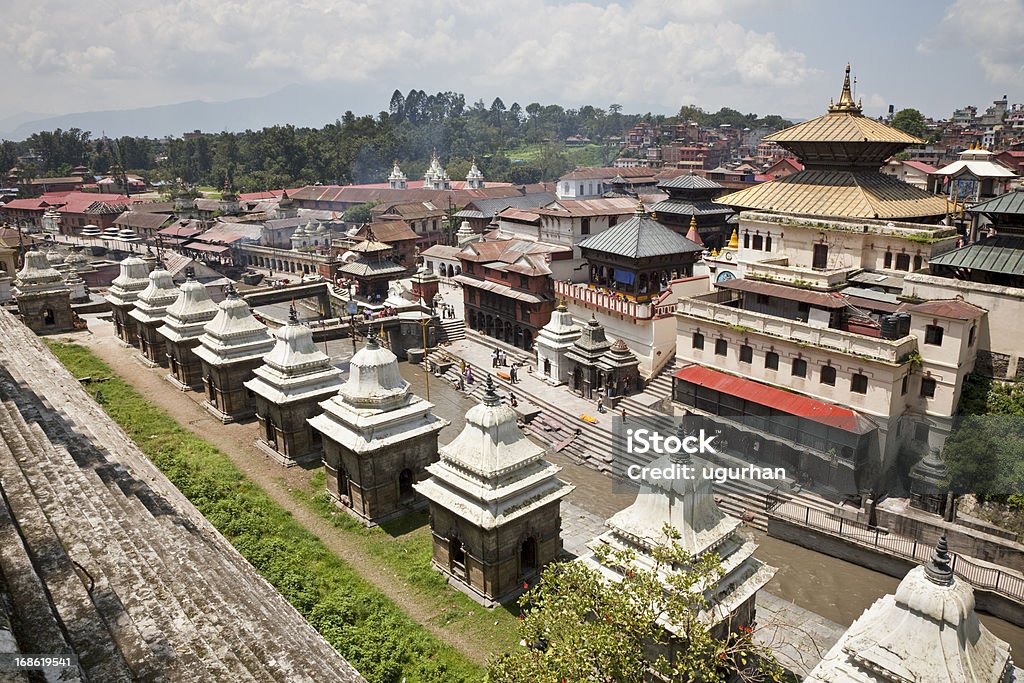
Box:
[676,298,917,363]
[555,280,678,320]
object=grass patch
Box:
[45,341,482,683]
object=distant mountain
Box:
[1,84,386,140]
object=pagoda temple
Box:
[578,201,703,302]
[649,174,734,249]
[13,250,74,334]
[535,301,581,385]
[717,65,948,221]
[129,260,179,367]
[337,233,407,301]
[244,306,344,466]
[105,256,151,346]
[193,285,275,423]
[580,424,775,639]
[564,314,612,399]
[805,535,1013,682]
[309,334,448,525]
[158,272,219,391]
[415,376,574,606]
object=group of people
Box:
[362,306,396,320]
[437,303,457,319]
[491,349,510,368]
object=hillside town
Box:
[4,57,1024,682]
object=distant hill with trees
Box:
[1,90,792,192]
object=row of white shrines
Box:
[74,251,1019,682]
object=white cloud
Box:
[920,0,1024,85]
[0,0,813,117]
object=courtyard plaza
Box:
[63,311,1024,672]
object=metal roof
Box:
[715,169,948,219]
[460,192,557,218]
[928,235,1024,277]
[674,365,872,433]
[716,278,847,309]
[765,111,922,145]
[906,298,986,320]
[577,211,703,259]
[658,174,723,191]
[648,199,734,216]
[968,189,1024,216]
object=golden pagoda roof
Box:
[715,169,948,220]
[766,64,922,146]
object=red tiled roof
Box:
[56,193,130,214]
[907,299,985,320]
[902,160,938,174]
[674,365,868,432]
[2,198,51,210]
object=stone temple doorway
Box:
[399,468,414,500]
[520,536,538,575]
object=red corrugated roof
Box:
[674,365,867,432]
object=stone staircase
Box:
[424,352,836,532]
[437,317,465,343]
[0,309,364,682]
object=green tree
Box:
[488,525,784,683]
[942,415,1024,500]
[890,108,927,139]
[342,201,378,224]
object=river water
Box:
[754,533,1024,657]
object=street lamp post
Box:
[420,316,431,401]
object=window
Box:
[765,234,772,251]
[579,184,584,195]
[924,324,944,346]
[913,254,923,270]
[851,373,868,394]
[692,332,704,350]
[901,374,909,395]
[969,325,977,346]
[765,351,779,370]
[920,377,936,398]
[581,217,591,235]
[519,275,529,288]
[608,215,618,227]
[820,365,836,386]
[812,243,829,269]
[895,252,910,271]
[743,231,751,249]
[756,294,770,306]
[715,339,728,356]
[792,358,807,378]
[884,251,893,268]
[752,234,763,250]
[739,344,753,363]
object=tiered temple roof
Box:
[105,256,151,307]
[717,65,948,220]
[415,377,573,529]
[805,536,1013,682]
[193,285,275,367]
[581,426,775,628]
[578,202,704,260]
[244,308,343,405]
[565,314,613,367]
[158,275,220,345]
[13,250,69,297]
[309,335,447,454]
[129,263,180,326]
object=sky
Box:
[2,0,1022,127]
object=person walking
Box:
[491,349,498,368]
[510,363,518,384]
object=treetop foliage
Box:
[3,90,793,193]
